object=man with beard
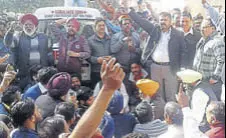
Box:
[127,62,148,110]
[69,74,91,95]
[50,18,91,75]
[4,14,49,90]
[129,9,187,103]
[10,99,42,138]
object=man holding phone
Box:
[111,15,141,74]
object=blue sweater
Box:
[11,127,39,138]
[23,84,42,101]
[111,114,137,138]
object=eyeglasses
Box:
[122,23,130,26]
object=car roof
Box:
[34,7,102,20]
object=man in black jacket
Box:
[129,10,187,102]
[4,14,49,90]
[181,11,202,69]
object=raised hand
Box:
[176,83,189,108]
[101,58,125,91]
[0,54,9,64]
[0,67,16,93]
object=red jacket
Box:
[206,123,225,138]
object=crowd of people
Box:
[0,0,225,137]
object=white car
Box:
[34,7,102,81]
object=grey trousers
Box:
[151,63,177,102]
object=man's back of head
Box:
[135,101,153,124]
[164,102,183,126]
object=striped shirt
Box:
[133,119,168,138]
[193,32,225,80]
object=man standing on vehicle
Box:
[4,14,49,90]
[50,18,91,75]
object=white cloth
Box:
[222,84,225,103]
[182,107,209,138]
[38,83,47,94]
[152,29,171,63]
[191,88,209,123]
[64,0,74,6]
[158,125,184,138]
[184,28,194,36]
[93,82,129,113]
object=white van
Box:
[34,7,102,81]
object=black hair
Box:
[130,61,142,67]
[193,13,204,20]
[54,102,75,123]
[10,99,35,127]
[29,64,43,81]
[164,102,183,126]
[2,85,21,106]
[135,101,153,124]
[123,133,149,138]
[71,73,81,81]
[38,115,66,138]
[95,18,106,28]
[77,87,93,102]
[81,24,95,39]
[160,12,172,20]
[37,67,58,85]
[209,101,225,124]
[205,17,217,29]
[182,11,193,20]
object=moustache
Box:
[161,24,166,26]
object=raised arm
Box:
[69,58,125,138]
[48,19,67,40]
[202,0,225,35]
[129,10,157,36]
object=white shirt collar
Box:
[38,83,47,94]
[185,28,194,36]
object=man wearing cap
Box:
[181,11,202,69]
[49,18,90,75]
[111,15,141,74]
[136,79,166,120]
[193,18,225,101]
[4,14,49,90]
[177,69,218,132]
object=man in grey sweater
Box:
[111,15,141,73]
